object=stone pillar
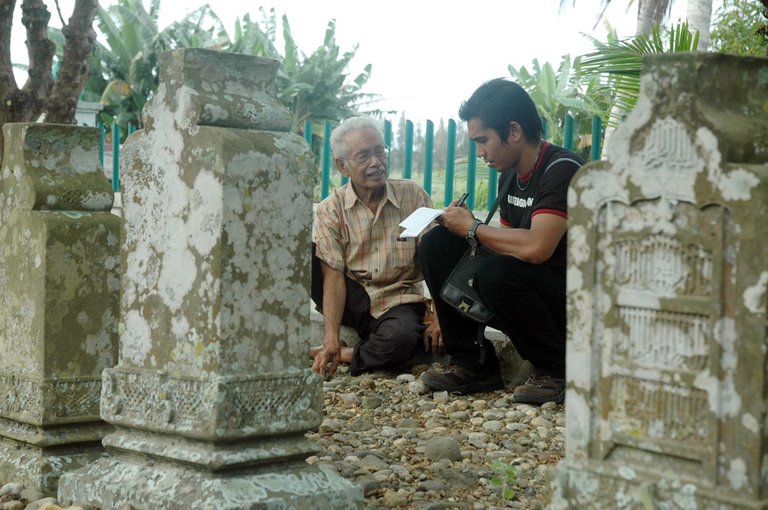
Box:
[550,53,768,508]
[58,48,362,509]
[0,123,119,493]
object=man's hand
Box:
[312,338,342,375]
[423,313,444,355]
[439,205,475,237]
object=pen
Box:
[456,192,469,207]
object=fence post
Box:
[403,120,414,179]
[423,120,434,196]
[321,120,331,199]
[443,120,456,206]
[384,119,393,172]
[303,119,312,145]
[112,123,120,193]
[487,167,497,212]
[591,115,602,161]
[98,121,105,168]
[563,115,574,151]
[467,141,477,210]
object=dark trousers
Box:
[311,245,426,376]
[417,226,566,378]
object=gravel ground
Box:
[0,361,563,510]
[307,361,564,509]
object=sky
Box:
[9,0,699,125]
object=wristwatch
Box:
[465,218,483,247]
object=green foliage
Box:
[710,0,767,56]
[86,0,171,136]
[574,21,699,126]
[268,12,377,132]
[162,5,230,50]
[61,1,376,142]
[508,55,610,152]
[490,461,518,501]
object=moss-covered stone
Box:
[59,48,361,509]
[0,123,119,495]
[550,53,768,509]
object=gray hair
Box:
[330,116,385,159]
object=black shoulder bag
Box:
[438,172,515,323]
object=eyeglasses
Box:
[343,145,390,165]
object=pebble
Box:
[0,363,563,510]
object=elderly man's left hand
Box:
[423,310,444,355]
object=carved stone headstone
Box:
[548,53,768,508]
[0,123,119,493]
[58,48,362,509]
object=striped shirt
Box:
[313,179,433,318]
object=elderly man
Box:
[310,116,439,376]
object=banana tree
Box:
[89,0,167,135]
[266,11,378,133]
[508,54,611,152]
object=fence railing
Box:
[102,114,603,211]
[308,115,602,211]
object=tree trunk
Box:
[637,0,673,34]
[0,0,97,164]
[46,0,98,123]
[687,0,714,50]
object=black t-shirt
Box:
[498,142,584,267]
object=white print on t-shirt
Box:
[508,195,534,208]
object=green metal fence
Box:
[311,114,602,210]
[102,114,603,211]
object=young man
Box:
[311,116,440,376]
[418,79,583,404]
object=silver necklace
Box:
[515,142,543,192]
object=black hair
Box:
[458,78,542,144]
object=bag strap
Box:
[483,156,582,225]
[482,172,514,225]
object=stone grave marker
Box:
[58,48,362,509]
[549,53,768,508]
[0,123,119,493]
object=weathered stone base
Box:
[0,437,106,495]
[102,427,320,469]
[547,461,768,509]
[58,453,363,509]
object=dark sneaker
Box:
[421,364,504,394]
[512,373,565,405]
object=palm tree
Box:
[574,21,700,127]
[687,0,714,49]
[560,0,713,43]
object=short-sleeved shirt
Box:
[498,142,584,267]
[313,179,434,318]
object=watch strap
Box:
[466,218,482,243]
